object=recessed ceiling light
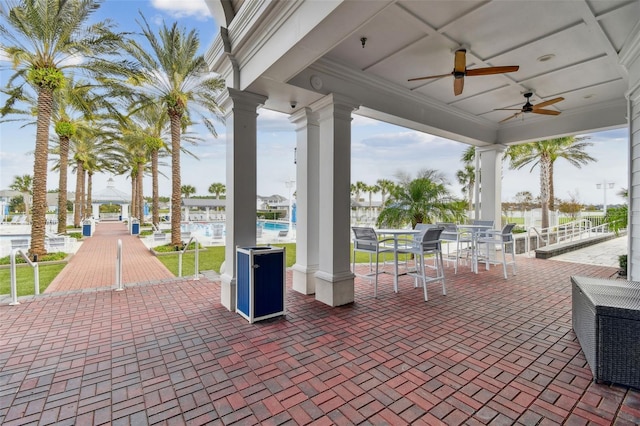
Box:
[537,54,555,62]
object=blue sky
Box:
[0,0,629,207]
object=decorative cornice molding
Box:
[619,19,640,69]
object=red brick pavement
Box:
[1,255,639,425]
[45,221,174,293]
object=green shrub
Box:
[0,251,67,265]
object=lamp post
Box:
[596,180,615,216]
[285,180,295,234]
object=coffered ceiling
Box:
[207,0,640,146]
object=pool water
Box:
[180,220,293,237]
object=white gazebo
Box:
[91,178,130,220]
[204,0,640,310]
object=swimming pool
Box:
[180,220,293,237]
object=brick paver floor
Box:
[1,252,639,425]
[45,221,175,293]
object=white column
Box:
[121,204,129,220]
[92,203,100,220]
[206,207,210,221]
[313,94,359,307]
[290,108,320,295]
[478,145,506,227]
[220,88,267,311]
[621,28,640,280]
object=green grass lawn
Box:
[156,243,298,276]
[0,263,66,297]
[156,243,393,276]
[1,243,387,297]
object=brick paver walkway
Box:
[45,221,174,293]
[1,253,639,425]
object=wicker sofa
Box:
[571,276,640,389]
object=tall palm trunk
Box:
[540,154,551,229]
[57,135,69,234]
[152,149,159,227]
[170,113,182,246]
[74,159,83,227]
[86,172,93,218]
[30,88,54,259]
[131,174,137,218]
[80,168,86,220]
[137,162,144,222]
[549,164,555,211]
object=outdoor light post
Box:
[596,180,615,216]
[285,180,295,235]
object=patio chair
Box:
[436,222,473,274]
[277,229,289,242]
[398,226,445,301]
[472,219,494,239]
[11,238,29,251]
[476,223,517,279]
[352,226,394,298]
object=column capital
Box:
[289,107,319,128]
[219,88,268,116]
[310,93,359,118]
[476,144,508,154]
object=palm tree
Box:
[124,14,224,247]
[51,77,99,233]
[181,185,196,199]
[376,179,395,206]
[456,164,475,213]
[0,0,130,259]
[366,184,379,209]
[208,182,226,199]
[505,136,595,229]
[376,170,465,228]
[10,174,33,222]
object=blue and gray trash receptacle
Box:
[131,218,140,235]
[236,246,286,323]
[82,219,92,237]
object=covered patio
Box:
[1,257,638,424]
[204,0,640,310]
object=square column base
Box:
[220,273,236,311]
[314,271,355,307]
[292,264,318,295]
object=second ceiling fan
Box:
[408,48,519,96]
[496,92,564,123]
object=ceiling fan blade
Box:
[532,109,561,116]
[532,97,564,109]
[407,73,452,82]
[454,49,466,73]
[500,113,521,123]
[465,65,519,76]
[454,77,464,96]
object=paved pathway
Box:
[45,221,174,293]
[552,234,627,268]
[2,257,638,425]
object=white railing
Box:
[8,248,39,305]
[178,236,200,279]
[525,219,615,255]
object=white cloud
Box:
[150,0,211,20]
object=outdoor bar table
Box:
[376,228,421,292]
[455,224,493,273]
